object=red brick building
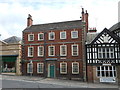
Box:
[22,8,88,80]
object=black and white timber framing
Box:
[86,28,120,65]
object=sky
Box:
[0,0,119,40]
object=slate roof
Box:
[109,22,120,31]
[3,36,21,44]
[86,32,98,44]
[23,20,83,32]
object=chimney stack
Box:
[85,10,89,33]
[88,27,97,33]
[81,8,89,33]
[27,14,33,27]
[81,8,85,21]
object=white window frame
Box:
[72,62,79,74]
[27,63,33,73]
[38,46,44,57]
[98,48,114,58]
[103,35,109,43]
[48,46,55,56]
[28,47,34,57]
[72,44,79,56]
[38,33,44,41]
[60,31,66,39]
[37,63,44,73]
[49,32,55,40]
[71,31,78,39]
[60,45,67,56]
[60,62,67,74]
[96,66,116,77]
[28,34,34,41]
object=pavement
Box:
[0,74,119,88]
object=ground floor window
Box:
[27,63,33,73]
[72,62,79,74]
[37,63,44,73]
[97,66,116,77]
[60,62,67,74]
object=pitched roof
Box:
[23,20,83,32]
[3,36,21,44]
[109,22,120,31]
[90,28,120,44]
[86,33,98,44]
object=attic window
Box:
[103,35,108,43]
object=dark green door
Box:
[50,65,55,78]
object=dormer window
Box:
[28,34,34,41]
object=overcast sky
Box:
[0,0,119,40]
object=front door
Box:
[49,64,55,78]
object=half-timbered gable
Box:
[86,28,120,66]
[86,28,120,83]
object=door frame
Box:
[47,64,55,78]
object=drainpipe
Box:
[44,32,47,78]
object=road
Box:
[2,79,119,90]
[2,79,75,88]
[1,74,119,89]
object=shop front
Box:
[2,55,18,73]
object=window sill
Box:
[72,55,79,57]
[28,56,33,58]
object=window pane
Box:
[60,45,66,56]
[114,71,116,77]
[97,67,100,70]
[39,33,44,40]
[101,66,104,70]
[72,63,79,74]
[72,45,78,56]
[102,71,105,76]
[110,71,113,77]
[49,32,55,40]
[97,71,100,76]
[72,31,78,38]
[60,32,66,39]
[60,63,67,73]
[49,46,54,56]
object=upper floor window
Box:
[27,63,33,73]
[98,48,114,58]
[96,66,116,77]
[103,35,108,43]
[60,31,66,39]
[28,34,34,41]
[37,63,44,73]
[72,62,79,74]
[28,47,34,57]
[60,45,67,56]
[72,44,78,56]
[49,32,55,40]
[38,33,44,41]
[38,46,44,56]
[71,31,78,39]
[60,62,67,74]
[48,46,55,56]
